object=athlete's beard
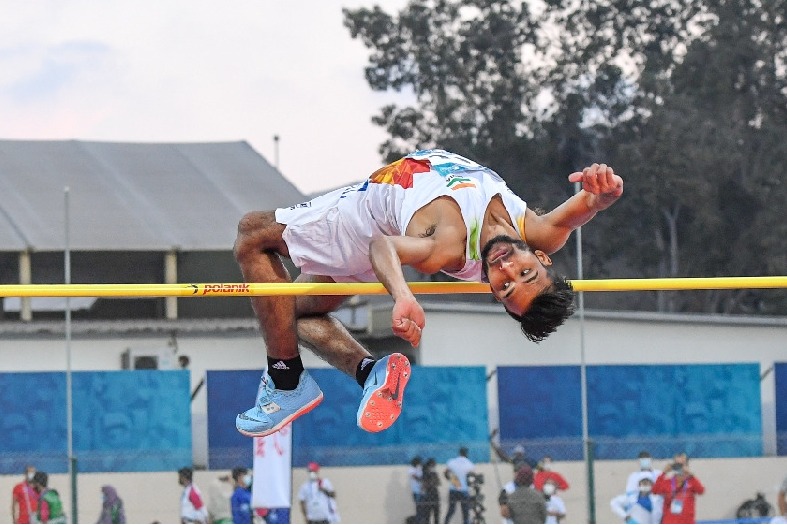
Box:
[480,235,530,281]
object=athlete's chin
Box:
[481,235,522,262]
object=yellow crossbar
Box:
[0,276,785,297]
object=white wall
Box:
[1,307,786,522]
[2,457,786,524]
[417,306,787,454]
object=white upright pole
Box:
[64,187,76,523]
[575,181,594,523]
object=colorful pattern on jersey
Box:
[369,158,430,188]
[445,174,477,190]
[468,219,481,260]
[515,212,527,243]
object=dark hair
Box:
[459,446,469,457]
[411,456,422,466]
[178,467,193,481]
[506,273,575,342]
[32,471,48,487]
[514,465,534,487]
[231,467,248,482]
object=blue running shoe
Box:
[356,353,411,432]
[236,369,323,437]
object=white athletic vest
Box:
[277,149,528,282]
[394,149,529,281]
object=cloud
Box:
[0,0,412,194]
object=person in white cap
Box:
[298,462,339,524]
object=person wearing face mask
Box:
[625,451,662,495]
[610,477,663,524]
[11,465,39,524]
[652,453,704,524]
[230,467,253,524]
[533,456,569,492]
[298,462,339,524]
[542,481,566,524]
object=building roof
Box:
[0,140,305,251]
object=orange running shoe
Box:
[356,353,411,432]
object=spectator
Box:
[652,453,704,524]
[543,480,566,524]
[30,472,66,524]
[776,474,787,522]
[206,473,233,524]
[178,467,208,524]
[499,465,546,524]
[11,465,38,524]
[96,485,126,524]
[230,467,253,524]
[408,456,423,522]
[298,462,339,524]
[610,477,663,524]
[490,429,536,473]
[533,456,569,492]
[419,458,441,524]
[444,447,476,524]
[625,451,662,494]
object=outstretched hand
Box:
[568,163,623,212]
[391,295,425,347]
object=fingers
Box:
[393,318,422,346]
[567,163,621,195]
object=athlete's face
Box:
[481,235,553,315]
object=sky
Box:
[0,0,410,196]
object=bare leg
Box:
[234,212,409,435]
[234,212,369,375]
[294,274,372,377]
[293,276,411,433]
[234,211,325,437]
[233,211,298,359]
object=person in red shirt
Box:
[178,467,208,524]
[533,456,570,492]
[652,453,705,524]
[11,465,39,524]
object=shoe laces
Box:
[257,375,276,406]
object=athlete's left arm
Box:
[525,163,623,254]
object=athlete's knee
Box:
[234,211,282,261]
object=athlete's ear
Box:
[534,250,552,267]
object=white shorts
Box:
[275,183,400,282]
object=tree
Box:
[343,1,570,203]
[345,0,787,313]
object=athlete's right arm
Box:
[369,235,451,346]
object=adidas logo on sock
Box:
[271,361,290,370]
[359,358,375,371]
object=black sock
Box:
[355,357,376,388]
[267,356,305,390]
